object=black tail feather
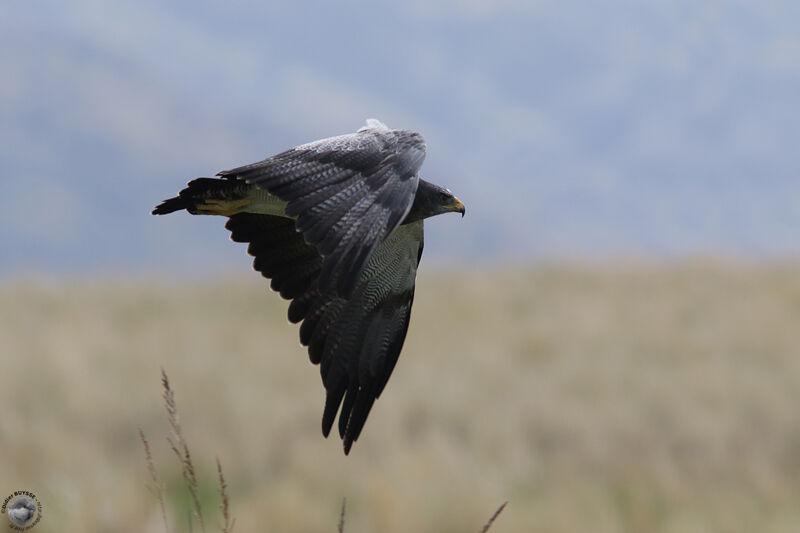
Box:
[151,178,244,215]
[152,195,189,215]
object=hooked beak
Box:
[448,196,466,217]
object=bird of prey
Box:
[153,119,464,454]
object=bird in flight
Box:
[153,119,465,454]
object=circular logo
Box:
[2,491,42,530]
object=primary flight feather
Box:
[153,119,465,454]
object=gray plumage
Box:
[153,119,464,454]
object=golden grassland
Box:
[2,261,800,532]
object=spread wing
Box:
[225,213,322,300]
[225,213,425,454]
[218,125,425,298]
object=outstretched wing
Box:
[218,124,425,298]
[225,213,322,300]
[226,213,425,454]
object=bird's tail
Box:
[152,178,251,216]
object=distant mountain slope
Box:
[2,1,799,273]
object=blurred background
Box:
[2,1,799,532]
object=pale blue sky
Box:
[2,1,799,275]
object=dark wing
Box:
[218,126,425,298]
[225,213,322,300]
[226,213,424,454]
[314,221,424,453]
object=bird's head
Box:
[405,179,465,223]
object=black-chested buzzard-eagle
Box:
[153,119,465,454]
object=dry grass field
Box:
[2,261,800,532]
